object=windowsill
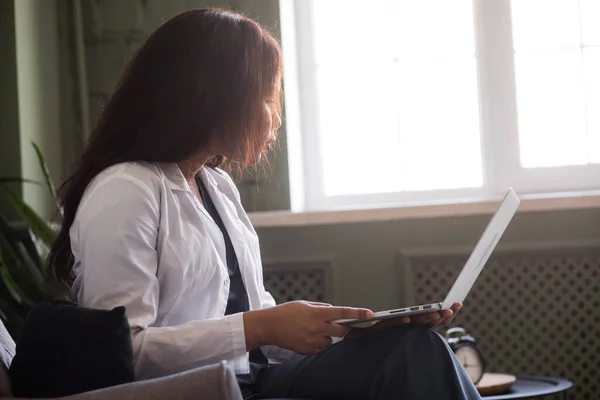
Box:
[249,190,600,228]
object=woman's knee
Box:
[373,326,472,399]
[375,325,448,355]
[377,324,438,339]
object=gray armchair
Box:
[0,318,243,400]
[0,319,321,400]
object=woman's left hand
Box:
[344,302,462,339]
[410,302,462,327]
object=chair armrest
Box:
[73,362,242,400]
[0,362,242,400]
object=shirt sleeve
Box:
[71,175,248,380]
[260,289,277,309]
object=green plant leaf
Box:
[0,142,65,336]
[0,288,26,339]
[0,177,41,185]
[0,218,46,304]
[0,270,29,314]
[0,241,43,306]
[0,261,28,305]
[31,141,60,212]
[0,184,57,247]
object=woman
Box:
[48,8,481,400]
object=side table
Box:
[483,376,573,399]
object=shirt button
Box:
[223,280,228,286]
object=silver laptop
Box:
[336,188,520,328]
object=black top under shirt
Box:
[196,174,267,367]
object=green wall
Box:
[0,0,64,220]
[15,0,63,219]
[0,0,22,215]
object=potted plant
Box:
[0,142,65,339]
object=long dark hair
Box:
[48,8,283,289]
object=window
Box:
[280,0,600,212]
[512,0,600,167]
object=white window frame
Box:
[280,0,600,212]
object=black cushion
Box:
[8,300,134,398]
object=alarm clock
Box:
[445,327,486,384]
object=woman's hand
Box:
[244,301,373,355]
[409,302,462,327]
[345,302,463,339]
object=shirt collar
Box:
[158,162,221,192]
[158,163,190,192]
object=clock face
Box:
[455,345,484,384]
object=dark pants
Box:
[240,325,482,400]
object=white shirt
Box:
[70,161,291,380]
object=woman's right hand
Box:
[244,301,373,355]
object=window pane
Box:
[312,0,394,65]
[397,57,482,191]
[585,48,600,162]
[395,0,475,57]
[511,0,581,50]
[311,0,481,197]
[581,0,600,46]
[514,50,588,167]
[316,63,402,196]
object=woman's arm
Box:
[255,291,297,361]
[71,175,250,380]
